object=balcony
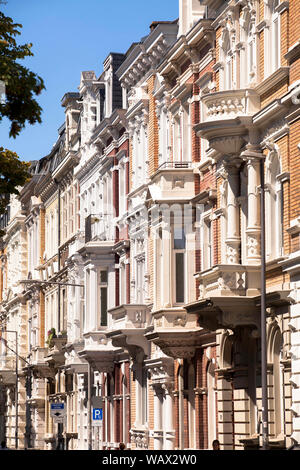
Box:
[198,264,261,298]
[106,304,151,361]
[149,160,195,202]
[186,264,291,331]
[201,89,260,122]
[145,307,209,360]
[27,346,54,379]
[195,89,260,154]
[82,214,115,256]
[0,355,16,384]
[78,330,119,373]
[45,336,68,368]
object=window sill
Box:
[255,67,289,96]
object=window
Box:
[172,115,181,161]
[173,226,186,304]
[136,257,145,304]
[222,31,233,90]
[207,362,217,449]
[158,107,170,166]
[265,0,281,76]
[181,103,191,162]
[99,270,108,327]
[265,149,283,260]
[201,213,213,271]
[271,0,280,73]
[119,260,126,306]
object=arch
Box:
[187,363,196,449]
[265,147,282,260]
[207,360,217,449]
[267,321,284,437]
[219,330,234,370]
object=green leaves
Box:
[0,12,44,237]
[0,11,45,138]
[0,147,31,210]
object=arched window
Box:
[240,9,257,87]
[221,30,233,90]
[207,361,217,449]
[265,148,283,260]
[187,364,196,448]
[265,0,281,75]
[267,324,284,438]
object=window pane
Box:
[176,253,185,303]
[100,287,107,326]
[174,227,186,249]
[100,270,108,283]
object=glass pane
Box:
[176,253,185,303]
[101,287,107,326]
[174,227,186,249]
[100,270,108,283]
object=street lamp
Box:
[260,158,269,450]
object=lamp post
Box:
[260,158,269,450]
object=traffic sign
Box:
[92,408,103,426]
[50,402,66,421]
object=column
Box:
[153,386,163,450]
[225,163,241,264]
[163,383,175,450]
[246,157,261,264]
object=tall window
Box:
[207,362,217,449]
[201,213,213,271]
[265,149,283,260]
[268,325,284,438]
[181,103,190,162]
[136,257,145,304]
[188,364,196,449]
[173,226,186,304]
[240,12,257,87]
[99,269,108,327]
[271,0,280,73]
[158,107,170,166]
[222,31,233,90]
[265,0,281,76]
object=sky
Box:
[0,0,179,162]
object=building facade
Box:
[0,0,300,450]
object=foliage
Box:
[46,328,57,347]
[0,11,45,232]
[0,11,45,137]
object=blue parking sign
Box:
[92,408,103,422]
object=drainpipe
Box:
[260,159,269,450]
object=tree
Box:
[0,10,45,231]
[0,11,45,136]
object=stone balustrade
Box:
[201,89,260,122]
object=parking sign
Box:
[92,408,103,426]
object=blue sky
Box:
[0,0,179,162]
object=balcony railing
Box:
[85,214,114,244]
[157,160,193,171]
[201,89,260,122]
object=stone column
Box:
[163,383,175,450]
[153,386,163,450]
[246,157,261,264]
[225,163,241,264]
